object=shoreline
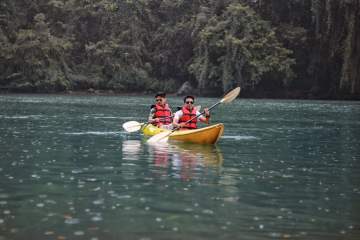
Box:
[0,90,359,101]
[0,90,152,97]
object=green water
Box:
[0,94,359,240]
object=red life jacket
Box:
[179,106,197,129]
[153,103,172,126]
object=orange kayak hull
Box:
[142,123,224,144]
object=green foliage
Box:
[190,3,295,93]
[0,0,358,98]
[1,12,72,92]
[106,67,151,92]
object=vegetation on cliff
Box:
[0,0,359,99]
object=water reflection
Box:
[2,95,360,239]
[148,142,223,181]
[122,140,142,160]
[122,140,223,181]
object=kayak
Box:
[142,123,224,144]
[142,123,167,136]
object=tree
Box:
[3,13,72,92]
[190,2,294,95]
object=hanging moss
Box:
[340,1,360,95]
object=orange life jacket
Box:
[153,103,172,126]
[179,106,197,129]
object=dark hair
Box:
[183,95,195,103]
[155,92,166,98]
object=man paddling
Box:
[148,92,173,130]
[172,95,210,130]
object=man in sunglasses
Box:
[148,92,173,129]
[172,95,210,130]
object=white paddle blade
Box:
[147,131,171,144]
[157,136,170,144]
[122,121,143,132]
[221,87,241,104]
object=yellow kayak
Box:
[141,124,167,136]
[142,123,224,144]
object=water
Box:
[0,94,359,240]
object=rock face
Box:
[177,81,195,96]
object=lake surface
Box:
[0,94,359,240]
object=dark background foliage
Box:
[0,0,359,99]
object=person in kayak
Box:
[148,92,173,130]
[172,95,210,130]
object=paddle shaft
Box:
[187,102,219,124]
[147,87,240,143]
[148,101,220,143]
[147,105,200,126]
[126,106,199,131]
[136,116,173,126]
[123,116,173,132]
[173,101,219,131]
[144,116,171,127]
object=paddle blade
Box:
[221,87,241,104]
[147,131,171,144]
[122,121,143,132]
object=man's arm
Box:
[172,110,183,127]
[197,109,210,124]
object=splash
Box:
[221,135,258,140]
[63,131,121,136]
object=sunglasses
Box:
[185,101,194,104]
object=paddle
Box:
[122,106,201,133]
[147,87,241,144]
[122,121,147,133]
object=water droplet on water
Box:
[202,209,214,215]
[65,218,80,225]
[91,215,103,222]
[36,203,45,208]
[92,199,104,205]
[73,231,84,236]
[270,232,281,237]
